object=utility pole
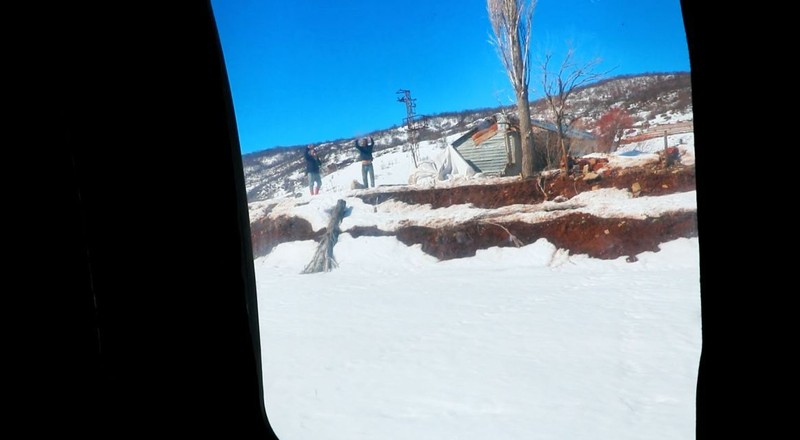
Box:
[396,89,425,168]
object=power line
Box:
[396,89,426,168]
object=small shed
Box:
[451,113,597,176]
[451,113,521,176]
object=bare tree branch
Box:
[540,45,613,172]
[480,221,524,247]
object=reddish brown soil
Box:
[250,162,697,261]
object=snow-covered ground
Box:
[250,126,701,439]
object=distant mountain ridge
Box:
[242,72,692,203]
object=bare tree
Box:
[487,0,538,177]
[540,47,610,172]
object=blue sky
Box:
[210,0,691,155]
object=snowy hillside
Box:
[248,126,695,226]
[242,72,692,202]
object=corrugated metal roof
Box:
[453,131,509,176]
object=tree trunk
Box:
[517,88,534,177]
[302,199,347,274]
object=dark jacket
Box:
[355,137,374,162]
[304,148,322,174]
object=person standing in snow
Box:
[304,144,323,195]
[354,136,375,188]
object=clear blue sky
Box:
[210,0,690,154]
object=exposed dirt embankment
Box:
[355,164,695,209]
[250,163,697,261]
